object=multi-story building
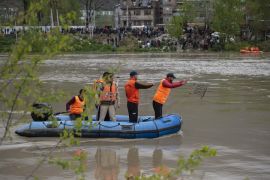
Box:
[116,0,161,28]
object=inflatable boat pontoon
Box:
[15,114,182,139]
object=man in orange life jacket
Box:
[98,72,119,121]
[94,72,111,121]
[153,73,187,119]
[66,89,85,120]
[125,71,154,123]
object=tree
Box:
[48,0,81,26]
[80,0,105,30]
[245,0,270,40]
[212,0,244,38]
[167,0,195,39]
[0,0,21,25]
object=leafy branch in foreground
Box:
[49,148,88,180]
[0,0,76,145]
[132,146,217,180]
[0,0,88,179]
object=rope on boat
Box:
[99,123,121,128]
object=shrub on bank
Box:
[0,35,16,52]
[71,37,113,53]
[211,40,269,52]
[224,41,251,51]
[257,40,270,52]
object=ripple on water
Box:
[40,56,270,83]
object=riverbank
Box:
[1,35,269,54]
[0,51,269,63]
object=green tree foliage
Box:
[48,0,81,26]
[0,0,76,144]
[245,0,270,36]
[80,0,106,30]
[167,16,184,39]
[0,0,81,26]
[0,1,94,179]
[167,0,195,39]
[132,146,217,180]
[212,0,245,37]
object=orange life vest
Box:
[93,79,104,92]
[100,82,117,102]
[70,96,85,114]
[125,78,139,104]
[153,79,171,105]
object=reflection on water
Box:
[126,148,140,179]
[94,147,170,180]
[95,148,119,180]
[152,149,170,177]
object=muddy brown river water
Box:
[0,53,270,179]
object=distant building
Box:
[116,0,162,28]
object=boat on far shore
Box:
[240,47,263,54]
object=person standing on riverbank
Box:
[125,71,154,123]
[66,89,85,120]
[153,73,187,119]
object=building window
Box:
[144,20,152,26]
[134,9,141,15]
[133,21,141,26]
[144,9,151,15]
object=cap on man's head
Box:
[130,71,138,77]
[103,72,110,77]
[167,73,176,79]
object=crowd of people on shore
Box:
[66,71,188,123]
[1,25,220,51]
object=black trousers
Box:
[127,101,138,123]
[153,101,163,119]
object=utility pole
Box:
[127,5,129,28]
[93,8,96,28]
[205,0,208,28]
[92,7,96,38]
[50,8,54,28]
[56,9,59,26]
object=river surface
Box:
[0,53,270,180]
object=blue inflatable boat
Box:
[15,114,182,138]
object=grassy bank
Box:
[0,35,16,52]
[1,35,269,53]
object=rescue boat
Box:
[240,47,263,54]
[15,114,182,139]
